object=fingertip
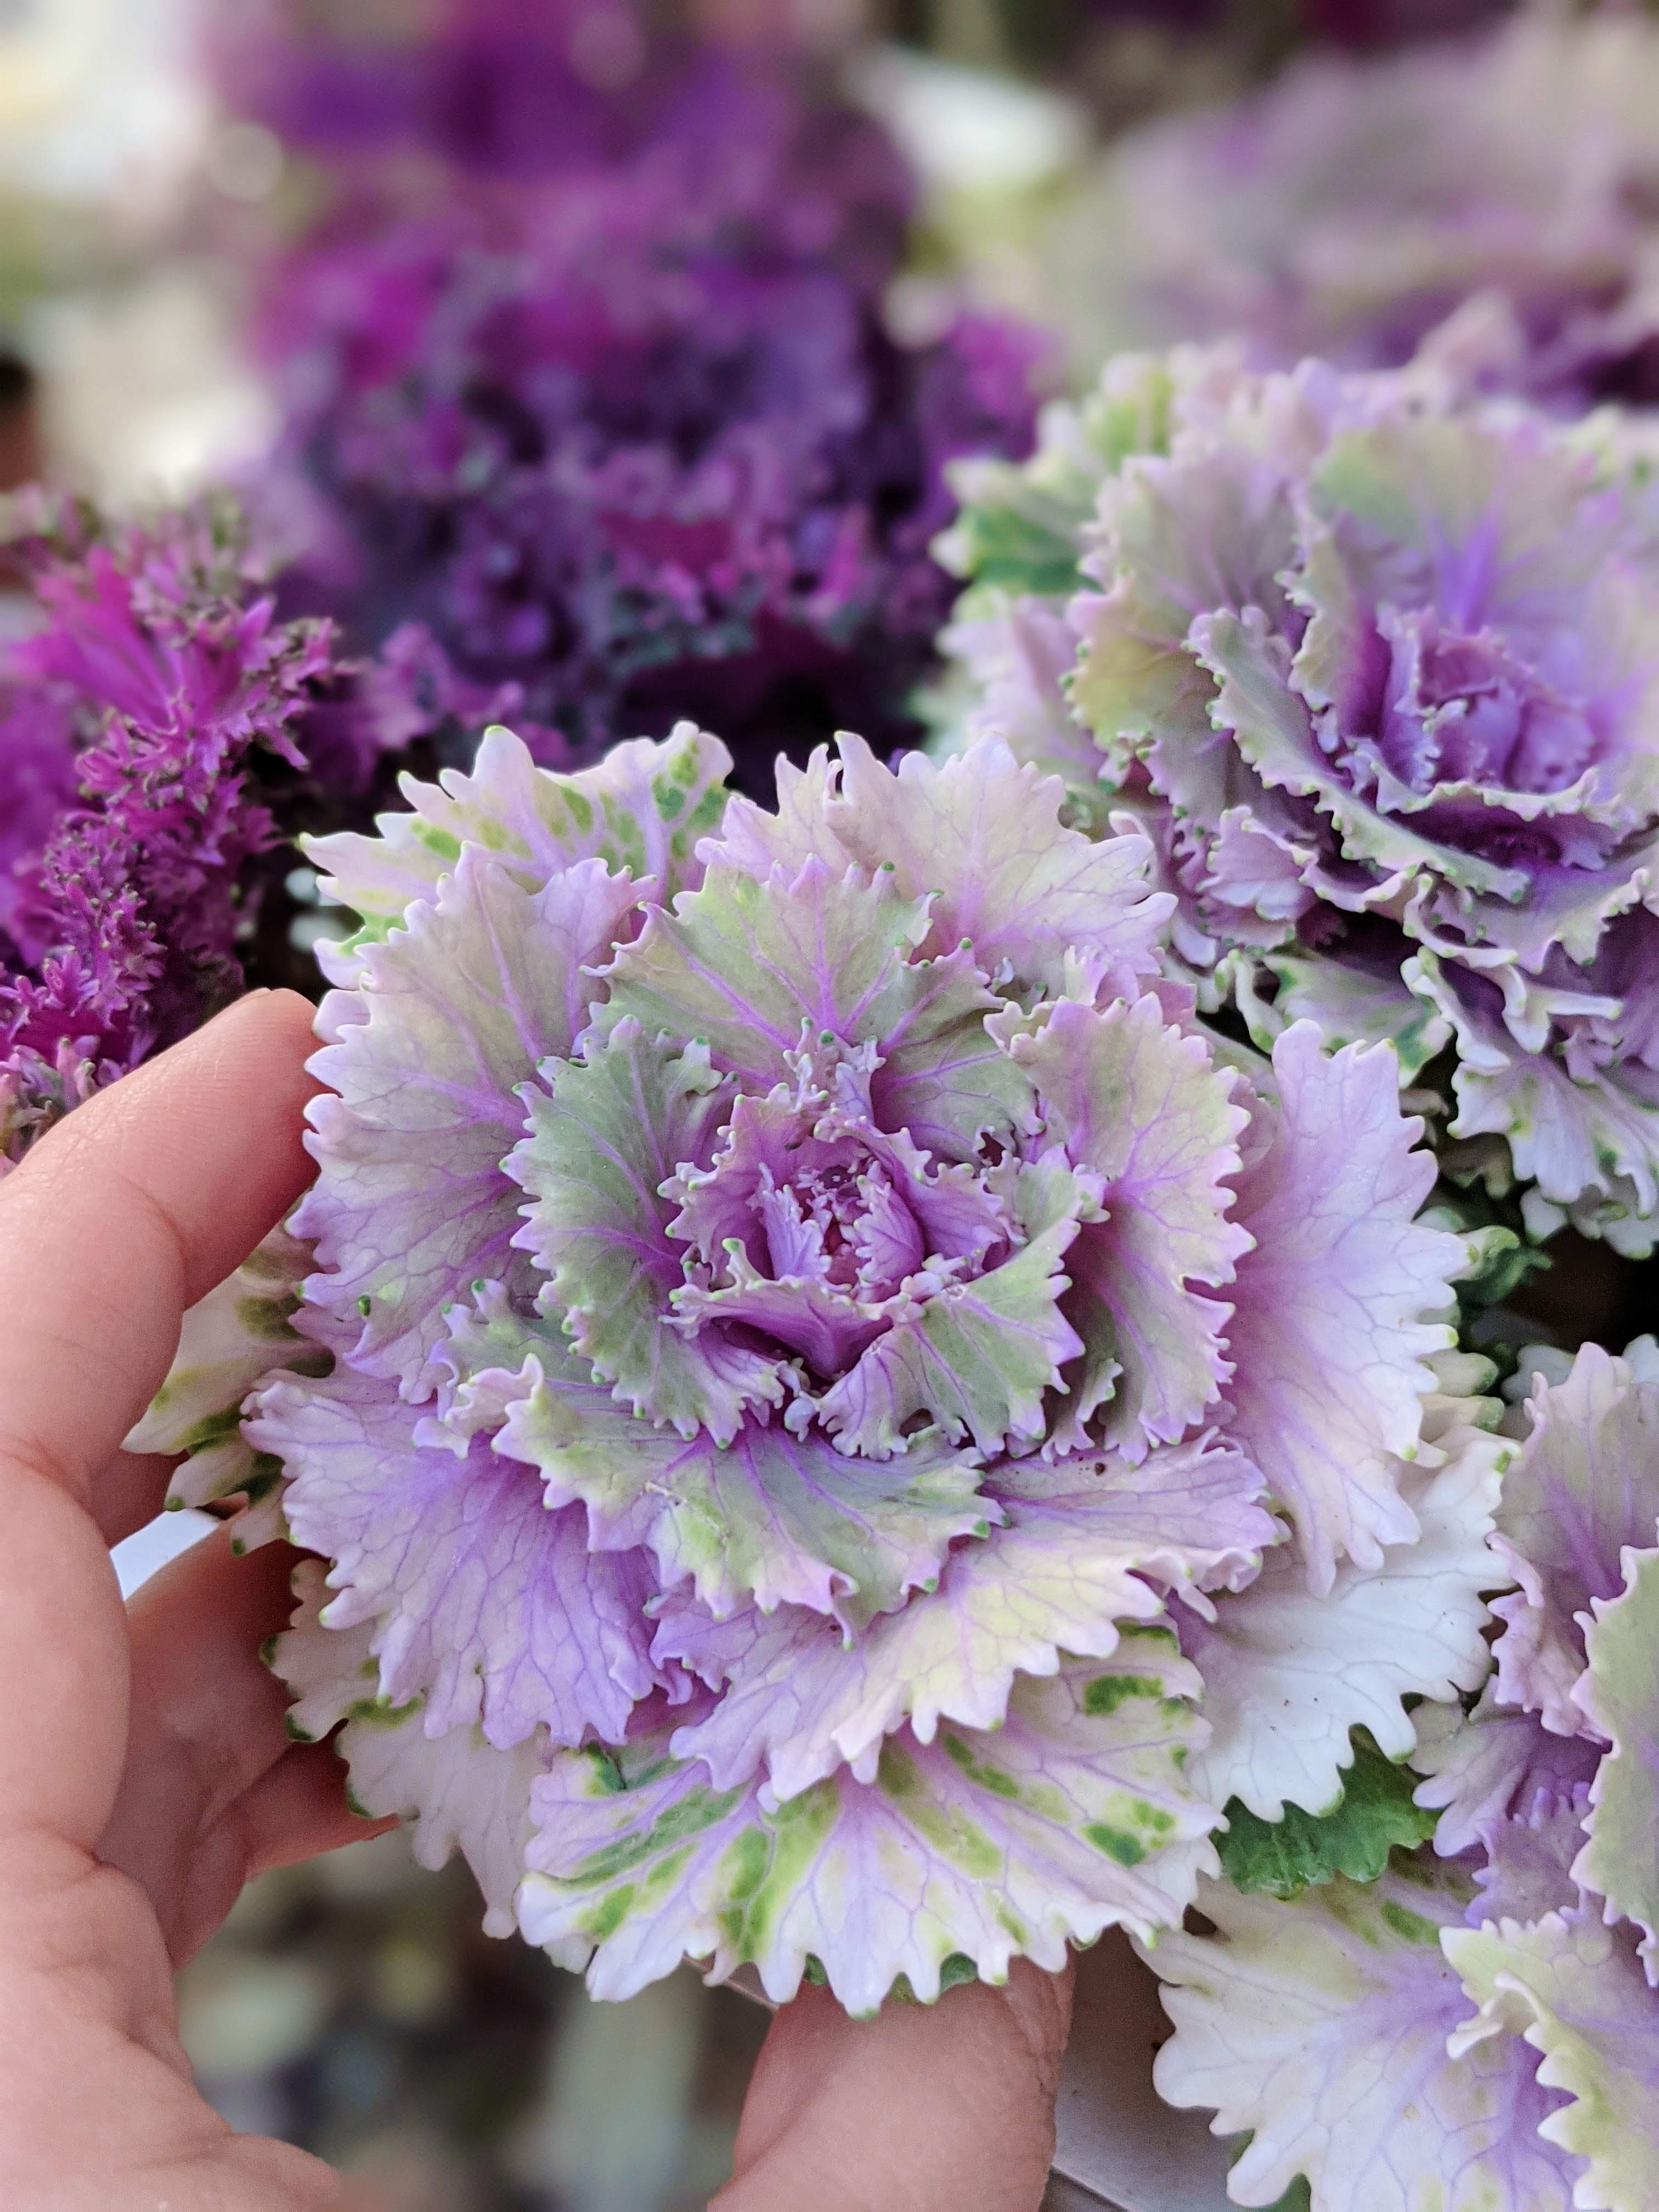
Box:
[96,1449,185,1548]
[242,1743,402,1882]
[71,989,319,1286]
[211,986,321,1045]
[0,995,325,1503]
[189,987,322,1099]
[720,1958,1075,2212]
[998,1955,1075,2109]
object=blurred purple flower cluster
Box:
[217,0,883,200]
[233,2,1045,780]
[0,499,336,1167]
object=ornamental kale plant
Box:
[938,343,1659,1257]
[1042,8,1659,408]
[0,498,337,1169]
[1149,1337,1659,2212]
[137,721,1511,2014]
[247,22,1042,786]
[219,0,907,252]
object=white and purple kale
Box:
[940,345,1659,1254]
[138,721,1497,2013]
[1148,1336,1659,2212]
[1042,8,1659,411]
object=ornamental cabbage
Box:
[1148,1338,1659,2211]
[1041,9,1659,409]
[140,721,1496,2012]
[939,344,1659,1255]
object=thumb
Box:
[715,1959,1073,2212]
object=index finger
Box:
[0,990,319,1502]
[0,990,318,1848]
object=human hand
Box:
[0,990,1071,2211]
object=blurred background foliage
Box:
[175,1832,770,2211]
[0,0,1553,507]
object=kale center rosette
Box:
[156,721,1479,2011]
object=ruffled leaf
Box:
[1010,994,1249,1459]
[664,1088,1015,1378]
[814,1155,1091,1460]
[269,1560,547,1940]
[1260,947,1453,1082]
[937,597,1118,811]
[1215,1729,1438,1901]
[127,1223,321,1455]
[338,1709,550,1945]
[1310,419,1623,709]
[600,856,927,1090]
[251,1368,660,1750]
[269,1557,392,1743]
[307,721,730,966]
[654,1444,1271,1800]
[1411,1689,1602,1861]
[1471,1789,1590,1932]
[495,1378,989,1627]
[936,378,1120,596]
[1071,443,1296,759]
[1187,1408,1505,1819]
[519,1633,1215,2015]
[295,846,643,1395]
[1196,605,1525,909]
[605,850,1037,1167]
[507,1022,781,1443]
[1224,1025,1464,1589]
[1415,946,1659,1257]
[1148,1867,1584,2212]
[1489,1342,1659,1736]
[126,1223,326,1522]
[1446,1910,1659,2212]
[1572,1544,1659,1983]
[712,734,1172,1000]
[863,947,1038,1164]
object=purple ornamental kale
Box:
[1149,1336,1659,2211]
[0,675,78,957]
[218,0,914,284]
[246,28,1042,784]
[0,500,335,1167]
[136,721,1489,2012]
[940,344,1659,1255]
[212,0,681,183]
[1048,9,1659,410]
